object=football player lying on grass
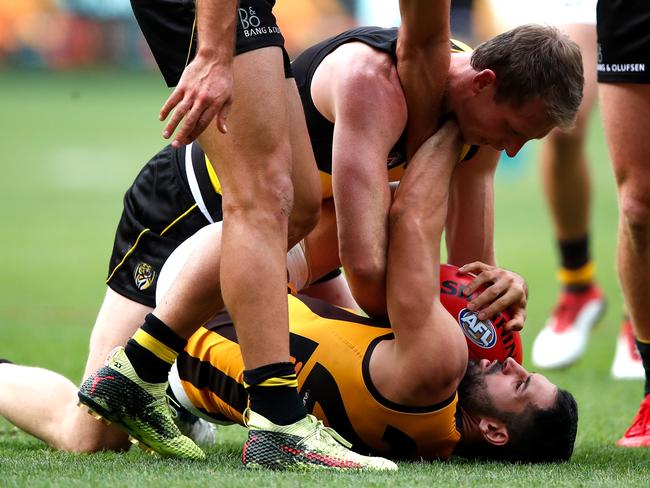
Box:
[156,121,578,463]
[0,146,529,461]
[0,123,577,463]
[0,24,582,457]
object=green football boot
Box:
[242,410,398,471]
[78,346,205,460]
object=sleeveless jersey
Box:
[176,294,461,460]
[292,26,479,197]
[192,26,478,199]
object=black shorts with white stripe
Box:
[131,0,292,87]
[106,144,219,307]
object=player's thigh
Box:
[544,23,596,150]
[600,84,650,195]
[198,47,292,208]
[83,288,153,379]
[286,78,321,238]
[562,23,598,130]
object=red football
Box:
[439,264,523,364]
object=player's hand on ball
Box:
[458,261,528,331]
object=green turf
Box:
[1,69,650,486]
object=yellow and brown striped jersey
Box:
[176,294,461,460]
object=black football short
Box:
[597,0,650,83]
[106,144,218,307]
[131,0,292,87]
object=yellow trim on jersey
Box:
[244,376,299,389]
[105,204,198,284]
[204,156,223,195]
[203,38,474,202]
[160,204,198,236]
[132,329,179,364]
[458,144,472,161]
[450,38,473,54]
[105,228,151,283]
[557,262,595,286]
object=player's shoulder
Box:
[323,41,397,88]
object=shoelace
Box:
[145,395,182,434]
[166,394,181,420]
[298,415,353,449]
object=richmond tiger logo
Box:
[134,262,156,291]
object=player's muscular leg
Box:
[0,289,149,451]
[541,24,597,241]
[600,83,650,341]
[196,47,296,368]
[285,78,321,247]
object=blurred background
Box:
[0,1,479,69]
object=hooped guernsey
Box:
[188,26,479,199]
[171,294,461,461]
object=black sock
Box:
[0,359,13,365]
[124,313,187,383]
[244,362,307,426]
[635,339,650,397]
[558,236,592,292]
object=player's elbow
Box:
[389,199,434,235]
[340,248,386,287]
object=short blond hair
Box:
[471,24,584,130]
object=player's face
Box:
[481,358,556,413]
[455,85,555,158]
[459,358,557,419]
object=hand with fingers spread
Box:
[458,261,528,331]
[160,50,233,147]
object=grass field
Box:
[1,69,649,487]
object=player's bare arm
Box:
[445,147,528,330]
[397,0,452,157]
[311,43,407,318]
[446,146,500,267]
[446,145,526,329]
[374,120,467,406]
[160,0,237,146]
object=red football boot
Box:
[617,395,650,448]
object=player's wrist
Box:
[195,45,234,66]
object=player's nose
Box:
[503,357,527,377]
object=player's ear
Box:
[478,417,509,446]
[472,69,496,93]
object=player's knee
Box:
[549,128,584,153]
[288,196,321,246]
[620,191,650,235]
[224,171,294,227]
[58,427,128,454]
[341,252,386,286]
